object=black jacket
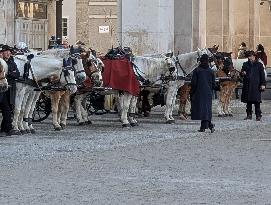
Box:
[191,64,215,121]
[5,57,20,105]
[241,61,266,103]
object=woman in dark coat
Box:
[191,54,216,133]
[241,50,266,121]
[256,44,267,67]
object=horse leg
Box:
[74,94,84,125]
[165,81,182,123]
[81,94,91,124]
[27,91,41,134]
[50,92,62,130]
[218,87,226,117]
[224,87,231,116]
[22,90,36,133]
[12,84,26,133]
[128,96,138,126]
[169,82,182,121]
[59,92,71,129]
[119,92,132,127]
[227,85,235,116]
[18,90,31,134]
[165,84,175,123]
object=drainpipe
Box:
[56,0,63,41]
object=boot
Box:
[209,123,215,133]
[256,116,262,121]
[244,115,252,120]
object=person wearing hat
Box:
[190,54,216,133]
[256,44,267,67]
[2,45,20,104]
[237,42,247,59]
[0,46,18,136]
[241,50,266,121]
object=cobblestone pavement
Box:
[1,100,271,205]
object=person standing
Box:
[2,45,20,107]
[237,42,247,59]
[0,46,19,136]
[256,44,267,67]
[191,54,216,133]
[241,51,266,121]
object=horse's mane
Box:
[38,49,70,59]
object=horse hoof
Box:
[179,115,187,120]
[54,127,62,131]
[166,120,174,124]
[20,130,27,135]
[122,124,130,128]
[25,129,31,134]
[78,122,85,126]
[130,122,138,127]
[30,129,36,134]
[60,123,66,129]
[228,114,233,117]
[86,120,92,125]
[218,114,224,117]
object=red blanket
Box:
[102,58,140,96]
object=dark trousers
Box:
[0,93,13,133]
[200,120,214,130]
[246,102,261,117]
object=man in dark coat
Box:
[1,45,20,106]
[191,54,216,133]
[241,50,266,121]
[0,46,18,136]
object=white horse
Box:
[133,48,213,124]
[13,48,84,134]
[74,48,212,127]
[0,58,9,92]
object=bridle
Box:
[59,57,77,88]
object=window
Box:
[62,18,68,37]
[16,0,47,19]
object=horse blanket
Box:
[102,58,140,96]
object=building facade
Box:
[76,0,118,54]
[0,0,56,50]
[62,0,77,44]
[121,0,271,61]
[0,0,15,45]
[74,0,271,64]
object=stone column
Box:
[47,0,56,39]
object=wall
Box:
[63,0,77,44]
[0,0,15,45]
[76,0,119,54]
[121,0,174,55]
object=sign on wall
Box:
[99,26,110,33]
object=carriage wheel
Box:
[85,92,107,115]
[32,93,52,122]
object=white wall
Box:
[121,0,174,55]
[0,0,15,45]
[62,0,77,44]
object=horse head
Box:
[83,53,103,87]
[69,46,86,84]
[61,57,77,94]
